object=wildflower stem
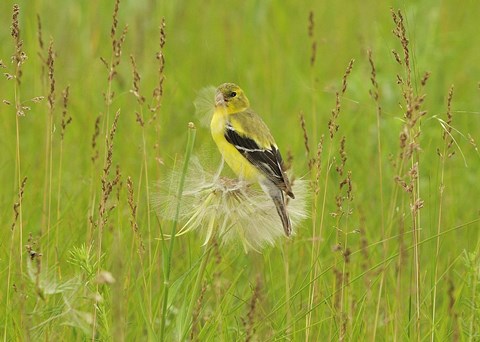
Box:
[181,242,212,341]
[160,123,196,341]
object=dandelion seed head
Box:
[193,86,216,128]
[153,157,309,252]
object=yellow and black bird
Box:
[210,83,295,236]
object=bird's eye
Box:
[230,91,237,97]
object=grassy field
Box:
[1,0,479,340]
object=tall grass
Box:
[1,1,479,340]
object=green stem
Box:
[181,242,213,341]
[160,123,196,341]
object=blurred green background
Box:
[1,0,479,340]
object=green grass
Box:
[1,0,479,340]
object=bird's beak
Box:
[215,92,226,107]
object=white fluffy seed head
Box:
[153,157,309,252]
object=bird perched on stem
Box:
[210,83,295,236]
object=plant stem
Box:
[160,123,196,341]
[181,242,213,341]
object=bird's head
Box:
[215,83,250,113]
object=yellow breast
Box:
[210,109,261,182]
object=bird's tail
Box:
[261,181,292,236]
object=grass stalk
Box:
[45,41,55,269]
[91,110,121,340]
[431,86,455,341]
[305,11,319,338]
[55,86,71,268]
[181,242,213,341]
[431,160,446,340]
[305,139,324,339]
[367,49,387,341]
[141,129,153,320]
[130,51,154,330]
[160,123,196,341]
[412,160,422,340]
[5,5,26,338]
[284,242,292,338]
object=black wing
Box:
[224,123,294,198]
